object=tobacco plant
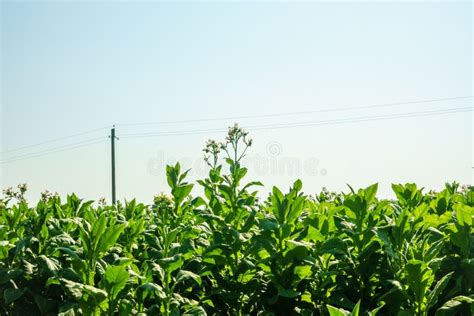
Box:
[1,125,473,315]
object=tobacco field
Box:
[1,126,473,315]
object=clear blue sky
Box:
[1,1,472,202]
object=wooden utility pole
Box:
[110,126,117,205]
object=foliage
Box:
[1,125,473,315]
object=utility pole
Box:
[110,126,118,205]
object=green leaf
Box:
[319,238,348,256]
[436,296,474,316]
[23,259,35,275]
[277,285,300,298]
[454,204,473,227]
[405,259,434,303]
[427,272,453,309]
[165,228,180,250]
[294,265,312,281]
[326,305,351,316]
[149,262,165,280]
[234,167,248,184]
[307,225,325,242]
[4,287,27,304]
[83,284,108,301]
[102,265,129,300]
[285,240,309,260]
[241,181,264,191]
[38,255,60,275]
[175,270,202,287]
[136,283,166,301]
[352,300,361,316]
[166,163,180,188]
[183,306,207,316]
[118,299,134,316]
[0,269,22,285]
[61,279,84,300]
[97,223,126,254]
[172,184,194,205]
[287,196,305,224]
[58,247,82,261]
[58,308,76,316]
[368,303,385,316]
[92,214,107,239]
[364,183,378,203]
[83,284,109,311]
[260,218,278,231]
[293,179,303,192]
[159,255,184,274]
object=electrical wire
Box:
[251,107,472,132]
[119,106,472,139]
[117,95,473,127]
[1,96,472,162]
[0,126,110,155]
[3,136,105,160]
[0,138,107,164]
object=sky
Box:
[1,1,472,203]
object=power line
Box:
[1,105,470,164]
[0,126,110,155]
[2,96,471,155]
[118,95,472,127]
[120,106,473,138]
[250,107,472,132]
[2,136,105,161]
[120,106,472,139]
[1,96,471,160]
[0,138,107,164]
[0,139,107,164]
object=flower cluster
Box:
[2,184,28,200]
[98,197,107,206]
[225,123,252,147]
[315,186,340,203]
[41,190,51,202]
[40,190,60,202]
[203,139,222,168]
[460,184,472,194]
[2,187,14,197]
[221,123,253,162]
[204,139,221,155]
[153,192,174,212]
[202,124,254,168]
[18,183,28,194]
